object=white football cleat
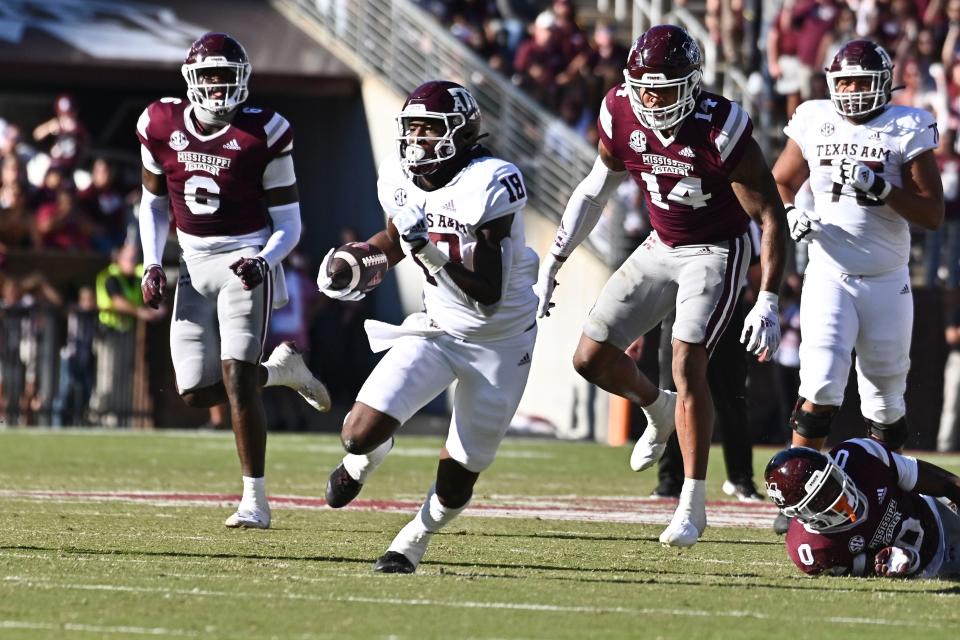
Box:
[630,390,678,471]
[224,504,271,529]
[658,518,703,548]
[659,501,706,547]
[263,341,331,413]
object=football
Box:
[326,241,388,293]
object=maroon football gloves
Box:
[141,265,167,309]
[229,256,269,290]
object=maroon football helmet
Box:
[181,33,251,116]
[623,25,702,130]
[396,80,482,176]
[824,40,893,118]
[764,448,862,531]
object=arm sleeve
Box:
[256,202,302,269]
[138,187,170,268]
[551,156,627,258]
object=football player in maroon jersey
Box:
[136,33,330,529]
[765,443,960,578]
[536,25,788,547]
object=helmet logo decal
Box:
[448,87,479,114]
[168,130,189,151]
[629,130,647,153]
[848,535,865,554]
[394,188,407,207]
[766,482,785,506]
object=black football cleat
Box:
[374,551,416,574]
[773,512,791,535]
[325,463,363,508]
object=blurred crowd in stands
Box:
[3,0,960,448]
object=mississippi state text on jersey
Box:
[377,154,538,341]
[783,100,938,276]
[785,438,944,577]
[598,85,752,247]
[136,97,293,238]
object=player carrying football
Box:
[317,80,539,573]
[535,24,788,547]
[771,41,943,454]
[136,32,330,529]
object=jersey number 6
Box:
[184,175,221,215]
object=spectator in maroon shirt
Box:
[32,94,87,174]
[767,0,806,119]
[583,23,629,120]
[513,10,567,108]
[34,187,92,251]
[78,158,129,252]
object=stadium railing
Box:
[273,0,635,265]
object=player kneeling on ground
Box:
[764,441,960,578]
[317,80,539,573]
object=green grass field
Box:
[1,429,959,639]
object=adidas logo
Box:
[441,199,456,212]
[223,138,241,151]
[877,488,887,504]
[900,284,910,295]
[517,352,531,366]
[695,246,712,255]
[679,146,695,158]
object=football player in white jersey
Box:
[317,80,539,573]
[771,40,944,457]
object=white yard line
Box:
[0,489,780,528]
[0,577,947,629]
[0,620,201,637]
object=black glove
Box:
[229,256,269,290]
[141,264,167,309]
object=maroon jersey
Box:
[136,98,292,237]
[597,86,751,246]
[785,438,941,577]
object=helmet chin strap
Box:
[194,105,235,128]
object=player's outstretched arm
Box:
[731,138,788,360]
[913,459,960,504]
[535,142,626,318]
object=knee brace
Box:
[865,416,909,450]
[790,397,837,440]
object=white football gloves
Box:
[831,157,892,201]
[534,253,564,318]
[874,546,920,578]
[785,204,819,243]
[740,291,781,361]
[316,247,366,301]
[392,206,448,274]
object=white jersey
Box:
[377,154,539,341]
[784,101,938,276]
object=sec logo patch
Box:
[629,129,647,153]
[394,188,407,207]
[820,123,835,137]
[169,130,188,151]
[848,535,865,554]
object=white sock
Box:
[677,478,706,531]
[387,486,469,567]
[263,365,277,387]
[241,475,267,510]
[642,389,674,440]
[342,438,393,484]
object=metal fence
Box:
[0,303,152,428]
[273,0,635,262]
